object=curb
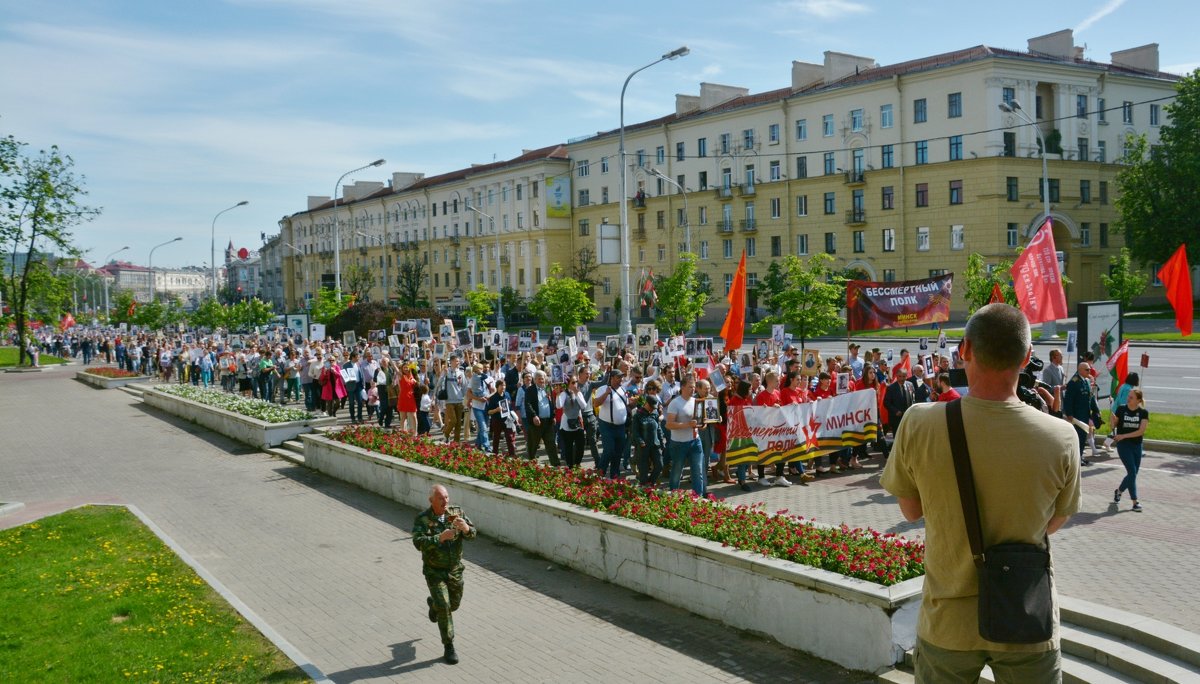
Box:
[0,502,26,517]
[1146,439,1200,456]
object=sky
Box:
[2,0,1197,269]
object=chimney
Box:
[676,93,701,116]
[308,195,331,211]
[791,61,823,89]
[1028,29,1075,59]
[699,82,750,109]
[823,51,877,83]
[391,172,423,190]
[1111,44,1160,72]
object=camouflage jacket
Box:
[412,506,477,570]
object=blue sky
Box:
[2,0,1197,269]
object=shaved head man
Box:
[412,484,477,664]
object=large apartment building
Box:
[280,29,1181,322]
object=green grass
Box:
[1097,412,1200,444]
[0,346,67,367]
[0,506,306,683]
[1123,331,1195,341]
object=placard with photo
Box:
[388,334,401,348]
[693,399,706,423]
[434,342,446,357]
[456,329,471,348]
[506,333,519,353]
[772,324,785,347]
[1066,330,1078,354]
[937,330,947,350]
[919,337,929,351]
[886,348,895,362]
[567,335,578,357]
[923,355,934,374]
[550,363,564,384]
[473,332,485,352]
[439,321,454,342]
[489,330,503,349]
[415,319,433,342]
[605,335,620,359]
[801,349,821,376]
[756,339,769,360]
[466,318,477,335]
[709,368,727,392]
[704,398,721,423]
[685,338,697,356]
[635,323,654,351]
[836,373,850,394]
[529,330,541,347]
[342,330,357,346]
[518,330,533,353]
[368,329,387,343]
[575,325,590,348]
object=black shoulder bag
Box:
[946,399,1054,644]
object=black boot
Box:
[443,642,459,665]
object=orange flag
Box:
[720,251,747,352]
[1157,244,1192,337]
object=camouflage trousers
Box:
[424,565,464,645]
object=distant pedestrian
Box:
[412,485,477,665]
[1111,389,1149,513]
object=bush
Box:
[326,302,442,340]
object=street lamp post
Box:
[211,201,248,299]
[148,237,183,303]
[333,159,386,300]
[999,99,1057,338]
[466,204,504,329]
[102,246,128,318]
[649,168,691,254]
[618,46,689,336]
[354,231,388,306]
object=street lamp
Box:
[649,168,691,254]
[999,99,1057,337]
[355,230,388,306]
[618,46,689,335]
[102,246,129,317]
[211,201,249,299]
[466,204,505,329]
[333,159,386,300]
[148,237,183,303]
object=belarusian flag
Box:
[1105,339,1130,396]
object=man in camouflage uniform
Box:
[412,484,477,664]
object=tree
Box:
[132,300,165,330]
[464,284,497,325]
[228,298,275,331]
[0,137,98,362]
[756,260,788,319]
[1115,69,1200,266]
[394,256,427,307]
[528,263,598,330]
[962,252,1016,313]
[653,252,709,334]
[111,290,137,325]
[500,286,525,319]
[310,287,348,325]
[342,263,375,302]
[1101,247,1150,309]
[752,254,844,348]
[570,247,601,290]
[189,297,228,331]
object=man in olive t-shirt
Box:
[881,304,1080,683]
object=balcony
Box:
[450,234,461,245]
[390,240,403,251]
[844,170,866,185]
[632,195,647,209]
[499,254,510,266]
[738,183,757,197]
[634,227,648,241]
[715,185,735,200]
[358,246,368,255]
[739,219,758,233]
[718,220,734,233]
[451,259,461,269]
[844,209,867,225]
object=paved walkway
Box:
[1,368,867,683]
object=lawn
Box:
[0,506,306,683]
[0,346,67,367]
[1098,412,1199,445]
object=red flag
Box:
[61,313,76,329]
[1106,339,1130,395]
[1157,244,1193,337]
[989,282,1004,304]
[720,251,747,351]
[127,300,137,317]
[641,268,658,308]
[1011,220,1068,324]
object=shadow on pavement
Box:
[322,639,441,683]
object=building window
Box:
[825,232,837,254]
[656,210,665,230]
[797,234,809,255]
[723,239,733,259]
[1100,223,1109,248]
[1122,101,1133,124]
[745,165,756,188]
[768,123,780,143]
[1150,104,1160,126]
[577,160,589,177]
[823,152,835,175]
[1007,223,1019,248]
[850,108,864,131]
[1077,94,1088,119]
[697,138,707,158]
[796,156,808,178]
[769,160,781,181]
[771,235,782,257]
[1097,97,1107,123]
[796,195,808,216]
[914,98,927,123]
[882,186,894,210]
[879,144,893,168]
[1039,179,1060,203]
[917,226,930,251]
[949,180,963,205]
[822,114,834,136]
[699,240,709,259]
[747,272,759,289]
[929,269,948,277]
[578,189,590,206]
[948,92,962,118]
[883,228,895,252]
[823,192,836,214]
[951,224,964,250]
[658,244,666,261]
[1003,132,1016,157]
[1097,140,1107,163]
[1036,95,1043,119]
[853,230,865,253]
[1077,138,1089,162]
[949,135,963,160]
[724,273,733,294]
[656,146,665,164]
[915,140,928,165]
[720,133,731,154]
[675,141,685,162]
[770,197,781,218]
[699,206,708,224]
[883,269,897,282]
[1003,87,1015,106]
[795,119,807,140]
[745,237,756,257]
[1080,180,1091,204]
[1099,181,1108,204]
[880,104,893,129]
[743,129,755,148]
[1080,222,1091,247]
[1007,176,1019,201]
[915,183,928,207]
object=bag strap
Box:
[945,399,985,569]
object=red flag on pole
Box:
[1157,244,1193,337]
[1011,220,1068,324]
[61,313,76,330]
[1105,339,1130,395]
[127,300,137,317]
[720,251,747,352]
[989,282,1004,304]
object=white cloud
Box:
[776,0,871,20]
[1075,0,1128,34]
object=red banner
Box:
[1012,220,1068,324]
[845,275,954,331]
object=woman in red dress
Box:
[395,363,418,432]
[318,358,348,418]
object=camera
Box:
[1016,354,1050,410]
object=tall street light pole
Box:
[333,159,386,301]
[211,201,249,299]
[102,246,128,318]
[148,237,182,303]
[619,46,689,336]
[649,168,691,254]
[999,99,1058,338]
[466,204,504,329]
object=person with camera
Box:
[412,484,477,665]
[593,368,631,479]
[881,303,1080,682]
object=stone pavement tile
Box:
[0,372,873,683]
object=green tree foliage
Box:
[188,297,228,331]
[752,254,845,348]
[342,263,375,302]
[756,260,788,319]
[227,298,275,331]
[962,252,1016,313]
[132,300,165,329]
[500,286,526,319]
[528,264,598,330]
[0,137,98,361]
[1100,247,1150,309]
[395,256,426,307]
[310,287,348,325]
[326,302,442,340]
[464,284,497,325]
[111,290,137,325]
[1115,69,1200,266]
[653,253,709,334]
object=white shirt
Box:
[594,384,629,425]
[667,394,698,442]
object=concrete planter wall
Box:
[75,370,152,389]
[301,434,922,672]
[144,388,336,448]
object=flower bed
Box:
[331,426,923,585]
[156,385,313,423]
[83,366,141,378]
[75,368,151,389]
